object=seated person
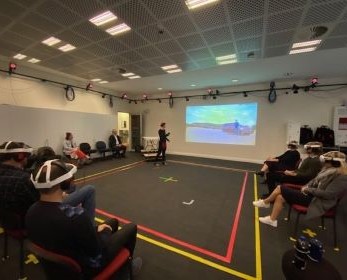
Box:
[63,132,91,165]
[256,140,300,180]
[265,142,323,196]
[253,151,347,227]
[26,159,141,278]
[0,141,96,223]
[109,129,127,158]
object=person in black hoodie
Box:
[154,122,170,166]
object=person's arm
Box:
[63,140,73,153]
[306,175,347,199]
[16,178,40,214]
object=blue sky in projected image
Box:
[186,103,257,126]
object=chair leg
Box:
[290,212,301,241]
[319,216,326,230]
[18,239,26,280]
[285,206,292,221]
[128,257,133,280]
[2,232,9,261]
[333,217,339,251]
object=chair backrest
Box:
[95,141,106,151]
[27,241,82,280]
[79,142,91,154]
[0,209,25,231]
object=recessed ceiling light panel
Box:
[185,0,219,10]
[106,23,131,35]
[28,58,41,63]
[13,53,27,60]
[42,37,61,46]
[292,40,321,49]
[289,47,317,54]
[58,44,76,52]
[89,11,117,26]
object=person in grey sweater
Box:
[253,151,347,228]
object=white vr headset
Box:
[319,154,346,164]
[31,159,77,189]
[304,144,322,149]
[0,141,33,154]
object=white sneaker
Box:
[252,199,270,208]
[259,216,278,227]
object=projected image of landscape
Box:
[186,103,257,145]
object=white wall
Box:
[130,78,346,163]
[1,72,345,163]
[0,72,130,154]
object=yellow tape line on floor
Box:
[254,174,263,280]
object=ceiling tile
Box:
[155,40,184,54]
[101,38,128,53]
[135,59,157,69]
[141,0,187,18]
[190,2,228,30]
[210,42,236,56]
[177,33,206,51]
[113,0,157,29]
[137,24,172,43]
[119,50,144,62]
[136,45,163,58]
[117,31,149,48]
[177,61,198,71]
[0,39,23,54]
[36,1,83,26]
[162,14,197,37]
[238,50,261,61]
[107,55,131,65]
[168,52,192,64]
[59,0,105,18]
[82,44,114,58]
[150,56,175,67]
[72,22,110,42]
[267,9,304,33]
[268,0,309,14]
[195,58,217,69]
[0,0,26,18]
[226,0,266,22]
[10,23,49,41]
[22,12,64,34]
[235,36,262,52]
[329,21,347,37]
[56,30,92,48]
[0,14,13,31]
[202,26,233,46]
[265,30,295,48]
[69,49,98,60]
[233,17,264,40]
[24,44,61,60]
[319,36,347,50]
[264,45,290,58]
[303,0,347,26]
[0,31,35,48]
[188,48,212,61]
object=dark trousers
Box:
[155,142,166,162]
[267,172,312,193]
[111,145,126,158]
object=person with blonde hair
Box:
[253,151,347,227]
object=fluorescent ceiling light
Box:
[232,79,239,82]
[58,44,76,52]
[190,84,196,87]
[216,54,236,61]
[289,47,317,54]
[13,53,27,60]
[121,72,135,77]
[28,58,40,63]
[89,11,117,26]
[128,75,141,79]
[167,69,182,73]
[158,88,163,90]
[106,23,131,35]
[42,37,61,46]
[91,78,101,82]
[99,81,109,84]
[292,40,321,49]
[161,64,179,70]
[217,59,237,65]
[185,0,219,10]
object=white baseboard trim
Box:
[167,151,263,164]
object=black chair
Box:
[79,143,96,157]
[27,241,132,280]
[0,210,27,280]
[95,141,111,158]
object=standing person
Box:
[26,159,141,278]
[109,129,127,158]
[154,122,170,166]
[0,141,96,223]
[63,132,91,166]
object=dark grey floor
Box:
[1,152,346,280]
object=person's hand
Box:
[97,224,112,232]
[284,170,295,176]
[301,186,309,195]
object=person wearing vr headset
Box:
[253,151,347,227]
[264,142,323,197]
[256,140,301,183]
[0,141,96,223]
[26,159,141,277]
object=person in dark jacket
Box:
[26,159,141,278]
[109,129,127,158]
[256,140,301,180]
[264,142,323,195]
[154,122,170,166]
[253,151,347,228]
